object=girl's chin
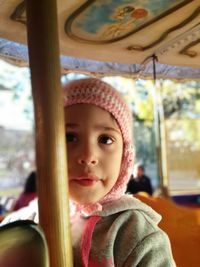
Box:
[70,195,99,205]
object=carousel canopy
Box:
[0,0,200,80]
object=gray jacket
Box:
[74,195,176,267]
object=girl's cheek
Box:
[67,148,77,164]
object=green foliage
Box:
[162,80,200,118]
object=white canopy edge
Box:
[1,38,200,81]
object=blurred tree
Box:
[162,80,200,118]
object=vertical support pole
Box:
[158,81,169,189]
[26,0,73,266]
[152,56,163,187]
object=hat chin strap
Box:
[73,166,131,216]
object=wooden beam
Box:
[26,0,73,266]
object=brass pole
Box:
[26,0,73,266]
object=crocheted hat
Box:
[63,78,134,213]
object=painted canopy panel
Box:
[0,0,199,79]
[66,0,191,43]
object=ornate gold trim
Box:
[10,1,26,25]
[179,38,200,57]
[127,6,200,51]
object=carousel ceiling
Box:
[0,0,200,79]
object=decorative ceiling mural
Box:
[65,0,193,43]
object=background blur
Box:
[0,59,200,207]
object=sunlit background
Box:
[0,59,200,211]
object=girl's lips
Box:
[72,175,101,187]
[73,179,97,187]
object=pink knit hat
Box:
[63,78,134,214]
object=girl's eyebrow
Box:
[66,123,121,135]
[98,126,121,135]
[65,123,78,128]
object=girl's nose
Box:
[77,147,98,166]
[77,157,98,166]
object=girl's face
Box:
[65,104,123,204]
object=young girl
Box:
[2,78,176,266]
[64,78,175,266]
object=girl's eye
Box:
[66,133,77,143]
[98,135,114,145]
